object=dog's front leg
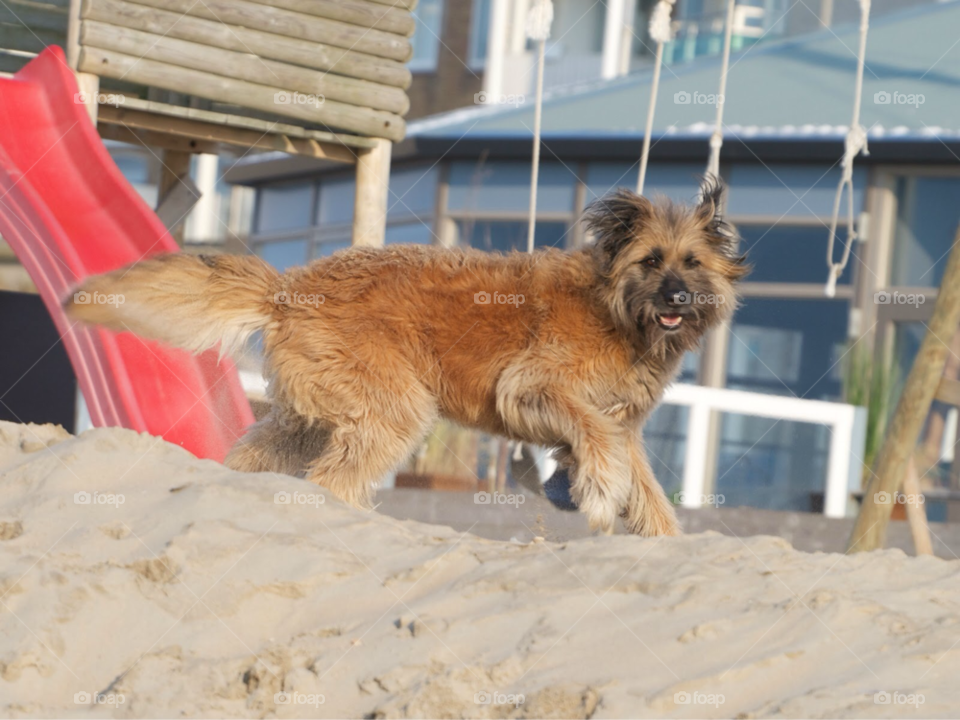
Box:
[621,430,681,537]
[499,386,631,534]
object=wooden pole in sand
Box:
[848,223,960,553]
[902,458,934,555]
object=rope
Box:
[637,0,676,194]
[705,0,736,180]
[526,0,553,254]
[824,0,871,297]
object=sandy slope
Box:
[1,420,959,718]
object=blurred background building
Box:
[2,0,958,521]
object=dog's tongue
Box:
[659,314,682,328]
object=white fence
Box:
[664,384,868,518]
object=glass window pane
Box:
[739,224,853,285]
[891,176,960,287]
[386,221,434,244]
[317,239,352,257]
[717,415,831,512]
[317,178,355,226]
[726,164,866,219]
[387,166,438,221]
[469,0,490,66]
[585,163,703,205]
[456,220,567,252]
[256,239,308,271]
[644,403,688,497]
[448,161,576,214]
[726,298,848,400]
[257,183,314,233]
[410,0,443,71]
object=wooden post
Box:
[848,224,960,552]
[352,138,391,247]
[156,150,194,245]
[67,0,100,125]
[902,458,934,555]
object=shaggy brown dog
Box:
[65,178,747,536]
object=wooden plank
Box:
[364,0,417,10]
[849,222,960,552]
[0,0,67,33]
[81,46,406,141]
[0,22,61,53]
[935,376,960,407]
[97,105,360,164]
[101,95,376,149]
[353,138,391,246]
[98,123,220,154]
[124,0,412,62]
[253,0,414,37]
[81,21,409,115]
[84,0,411,89]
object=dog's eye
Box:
[642,256,661,269]
[686,255,701,268]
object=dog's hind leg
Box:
[621,431,681,537]
[225,410,329,477]
[301,382,437,509]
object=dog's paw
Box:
[622,493,682,537]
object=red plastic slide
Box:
[0,47,254,461]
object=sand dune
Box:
[1,420,959,718]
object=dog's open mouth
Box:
[656,313,684,330]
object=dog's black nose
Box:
[659,276,689,307]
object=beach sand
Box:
[1,420,959,718]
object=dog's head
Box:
[585,177,749,353]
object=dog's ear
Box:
[696,175,749,280]
[584,188,653,273]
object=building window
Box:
[469,0,491,68]
[255,238,309,271]
[409,0,444,72]
[256,182,315,234]
[890,175,960,288]
[738,224,853,285]
[454,219,567,252]
[448,160,576,214]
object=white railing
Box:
[664,384,868,518]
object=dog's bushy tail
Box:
[64,253,280,356]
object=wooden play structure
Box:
[1,0,414,245]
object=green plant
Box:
[842,343,898,486]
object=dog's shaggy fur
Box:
[65,179,747,536]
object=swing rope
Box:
[526,0,553,254]
[637,0,676,195]
[824,0,871,298]
[705,0,736,180]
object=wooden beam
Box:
[81,21,410,114]
[97,105,360,164]
[83,0,411,89]
[98,123,220,154]
[902,459,934,556]
[934,377,960,407]
[254,0,414,37]
[80,47,406,142]
[849,223,960,552]
[124,0,412,62]
[157,149,194,245]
